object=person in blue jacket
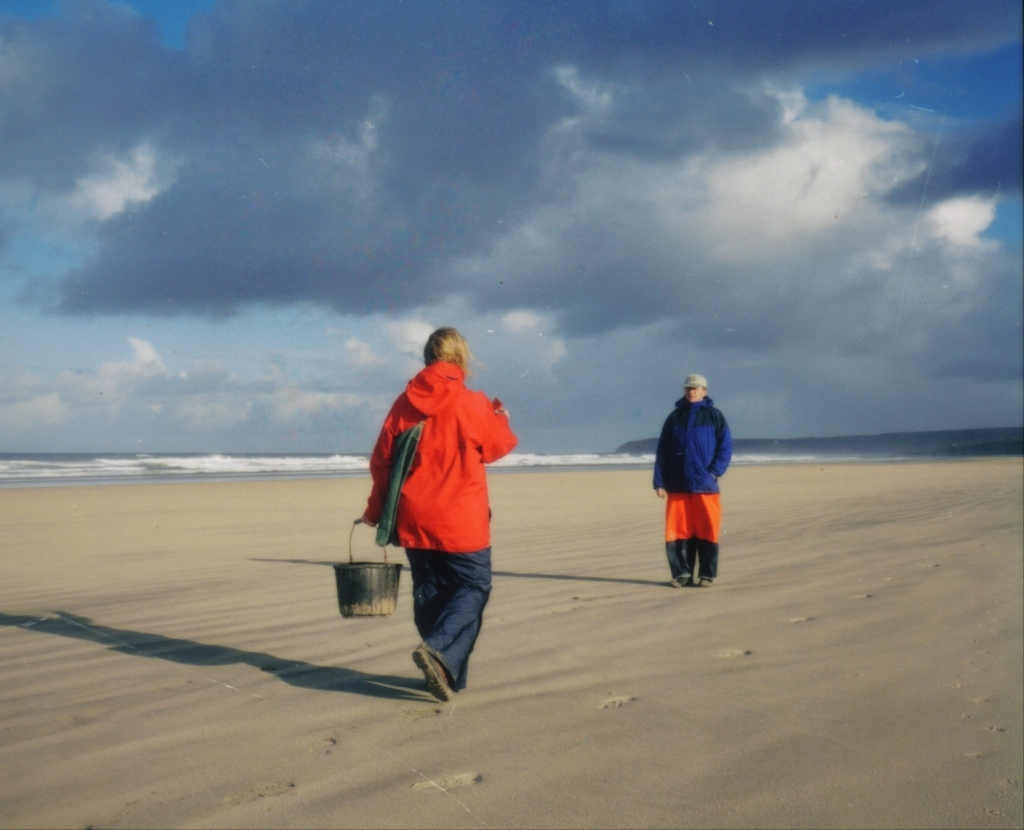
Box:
[654,374,732,587]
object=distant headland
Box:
[615,427,1024,457]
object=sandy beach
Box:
[1,459,1021,829]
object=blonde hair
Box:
[423,327,473,375]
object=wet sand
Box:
[1,460,1021,829]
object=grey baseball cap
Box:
[683,374,707,388]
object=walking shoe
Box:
[413,645,452,702]
[698,578,713,587]
[668,575,692,588]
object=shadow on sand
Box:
[249,557,665,587]
[0,611,428,701]
[491,571,665,587]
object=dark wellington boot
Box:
[695,539,719,581]
[664,540,692,586]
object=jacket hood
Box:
[405,362,465,416]
[675,396,715,409]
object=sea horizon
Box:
[0,451,907,489]
[3,424,1021,488]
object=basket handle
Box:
[350,519,389,565]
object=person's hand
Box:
[359,515,377,529]
[656,488,667,499]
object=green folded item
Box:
[375,422,424,548]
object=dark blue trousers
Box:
[665,538,719,581]
[405,547,491,691]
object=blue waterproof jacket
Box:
[653,397,732,494]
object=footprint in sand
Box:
[964,751,987,760]
[848,594,874,600]
[307,736,337,754]
[600,696,636,709]
[223,782,295,805]
[412,773,482,791]
[403,707,443,721]
[716,649,752,659]
[984,725,1006,732]
[787,617,813,624]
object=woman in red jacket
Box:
[362,328,517,701]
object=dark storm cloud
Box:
[580,77,786,159]
[0,0,1019,320]
[0,2,180,190]
[889,105,1024,204]
[494,0,1018,75]
[923,254,1024,382]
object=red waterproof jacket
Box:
[364,362,517,552]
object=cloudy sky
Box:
[0,0,1021,453]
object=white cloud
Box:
[502,310,543,331]
[301,98,385,207]
[48,336,167,415]
[169,396,252,431]
[385,318,435,354]
[69,144,170,220]
[0,390,71,433]
[119,336,166,373]
[452,87,1006,359]
[695,95,916,260]
[0,336,401,448]
[554,65,615,114]
[265,389,362,422]
[343,337,386,369]
[926,196,997,249]
[0,144,175,262]
[383,318,437,378]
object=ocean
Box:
[0,449,927,488]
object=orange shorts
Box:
[665,493,721,543]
